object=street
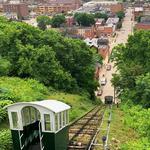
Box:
[99,8,133,103]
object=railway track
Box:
[68,105,106,150]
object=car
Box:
[106,64,111,71]
[97,89,103,96]
[100,77,107,86]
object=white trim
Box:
[6,100,70,132]
[6,100,71,113]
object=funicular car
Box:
[5,100,71,150]
[104,96,113,104]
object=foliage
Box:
[0,100,13,123]
[117,21,122,29]
[94,12,108,21]
[0,17,101,97]
[107,107,138,149]
[0,56,11,76]
[51,14,66,28]
[111,30,150,106]
[121,138,150,150]
[74,13,95,26]
[111,30,150,148]
[135,73,150,107]
[116,11,125,21]
[0,130,12,150]
[36,15,51,30]
[137,15,142,23]
[0,77,48,102]
[121,104,150,149]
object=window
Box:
[63,111,66,126]
[11,112,18,129]
[22,107,30,126]
[30,107,36,123]
[55,113,58,131]
[44,114,51,131]
[59,112,62,129]
[66,110,69,124]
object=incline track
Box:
[68,105,106,150]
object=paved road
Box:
[99,8,134,103]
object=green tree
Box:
[135,73,150,107]
[117,21,122,29]
[0,57,11,76]
[0,19,100,97]
[94,12,108,21]
[36,15,51,30]
[0,130,12,150]
[74,13,95,26]
[51,15,66,28]
[116,11,125,21]
[111,30,150,106]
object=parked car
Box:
[106,64,111,71]
[101,77,107,86]
[97,89,103,96]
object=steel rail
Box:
[68,105,106,150]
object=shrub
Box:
[0,130,13,150]
[0,100,13,123]
[0,77,48,102]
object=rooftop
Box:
[106,17,119,25]
[6,100,71,113]
[134,7,143,12]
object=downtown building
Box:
[3,1,29,19]
[36,0,81,15]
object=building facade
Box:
[36,0,81,15]
[3,2,29,19]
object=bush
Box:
[121,138,150,150]
[0,100,13,123]
[0,57,11,76]
[121,104,150,149]
[0,77,48,102]
[0,130,13,150]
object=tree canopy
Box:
[51,14,66,28]
[94,12,108,21]
[111,30,150,107]
[0,17,102,97]
[36,15,51,30]
[74,13,95,27]
[116,11,125,21]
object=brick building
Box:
[135,23,150,30]
[3,2,29,19]
[65,16,75,27]
[0,4,3,12]
[36,0,81,15]
[135,15,150,30]
[95,19,105,28]
[93,1,123,14]
[98,45,109,59]
[97,37,109,59]
[96,24,115,37]
[133,7,143,21]
[109,3,124,13]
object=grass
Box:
[48,91,100,122]
[108,106,139,149]
[94,105,138,150]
